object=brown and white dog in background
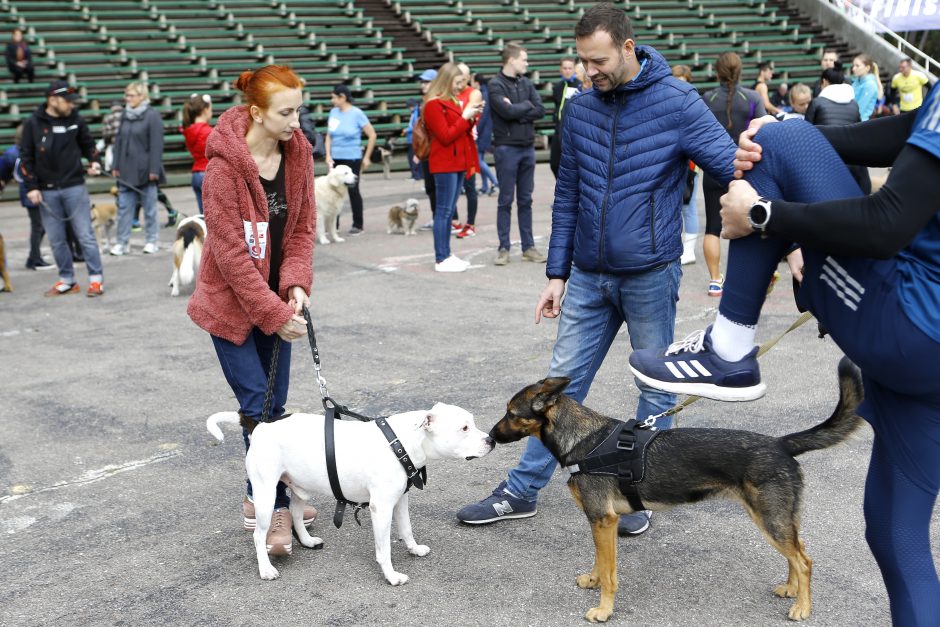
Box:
[169,215,206,296]
[90,186,119,250]
[387,198,420,236]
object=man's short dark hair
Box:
[560,56,576,65]
[574,2,634,48]
[501,42,525,64]
[757,61,773,72]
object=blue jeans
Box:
[211,329,293,508]
[493,144,535,251]
[506,263,681,500]
[117,181,159,246]
[39,184,103,282]
[682,171,700,234]
[192,171,205,214]
[477,149,498,192]
[432,171,463,262]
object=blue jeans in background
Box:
[39,184,103,283]
[117,181,159,246]
[211,328,293,508]
[432,171,463,263]
[493,144,535,252]
[682,171,700,235]
[192,171,205,214]
[477,149,498,193]
[505,262,681,501]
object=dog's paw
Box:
[408,544,430,557]
[584,607,612,623]
[787,600,812,621]
[333,236,345,243]
[385,571,410,586]
[170,287,179,297]
[259,564,280,580]
[318,238,331,245]
[299,536,324,549]
[576,573,600,589]
[774,582,798,598]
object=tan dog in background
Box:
[90,186,118,250]
[169,215,206,297]
[387,198,420,235]
[0,234,12,292]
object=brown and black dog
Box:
[489,357,864,623]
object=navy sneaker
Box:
[456,480,537,524]
[629,327,765,402]
[618,510,651,536]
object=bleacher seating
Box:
[0,0,877,174]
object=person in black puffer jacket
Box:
[804,65,870,193]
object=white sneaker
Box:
[434,255,469,273]
[143,242,159,254]
[109,244,125,256]
[680,235,696,265]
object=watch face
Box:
[750,202,768,227]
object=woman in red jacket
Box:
[187,65,316,554]
[181,93,213,213]
[423,62,483,272]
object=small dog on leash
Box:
[0,234,12,292]
[169,215,206,297]
[387,198,420,235]
[90,186,118,250]
[314,165,358,245]
[207,404,494,583]
[489,357,864,623]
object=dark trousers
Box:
[332,158,363,229]
[422,159,437,217]
[461,176,477,225]
[8,64,34,83]
[25,204,45,264]
[493,144,536,251]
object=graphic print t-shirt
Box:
[259,150,287,294]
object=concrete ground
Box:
[0,164,935,626]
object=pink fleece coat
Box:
[187,106,316,345]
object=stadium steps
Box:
[355,0,448,70]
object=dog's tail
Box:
[206,411,241,443]
[779,356,865,458]
[179,237,202,285]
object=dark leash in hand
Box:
[257,306,427,529]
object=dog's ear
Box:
[531,377,571,413]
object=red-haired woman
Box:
[422,62,483,272]
[187,65,317,554]
[181,93,213,213]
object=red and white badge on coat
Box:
[243,221,269,259]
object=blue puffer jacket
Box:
[548,46,737,278]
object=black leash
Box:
[301,306,427,529]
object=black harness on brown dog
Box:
[323,399,428,529]
[564,419,660,511]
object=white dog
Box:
[169,215,206,297]
[314,165,358,245]
[206,403,494,584]
[386,198,420,235]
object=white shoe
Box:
[434,255,469,273]
[680,234,696,265]
[143,242,158,254]
[109,244,125,256]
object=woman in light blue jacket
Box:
[851,54,883,121]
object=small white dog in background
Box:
[169,215,206,297]
[386,198,420,236]
[315,165,358,245]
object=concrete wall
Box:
[787,0,905,72]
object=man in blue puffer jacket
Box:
[457,3,737,535]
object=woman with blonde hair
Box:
[110,81,165,255]
[188,65,317,555]
[852,54,883,121]
[422,62,483,272]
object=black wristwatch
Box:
[748,197,772,232]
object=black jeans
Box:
[25,204,45,263]
[332,158,363,229]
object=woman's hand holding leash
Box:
[288,286,309,315]
[277,314,307,341]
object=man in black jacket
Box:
[487,42,546,266]
[20,81,105,296]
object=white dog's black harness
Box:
[324,402,428,528]
[563,419,659,511]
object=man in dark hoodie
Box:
[457,3,737,536]
[20,81,104,296]
[487,42,546,266]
